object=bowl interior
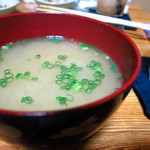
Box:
[0,12,141,113]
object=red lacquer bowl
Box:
[0,13,141,148]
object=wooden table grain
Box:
[1,2,150,150]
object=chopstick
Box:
[36,4,150,30]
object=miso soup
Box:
[0,36,123,111]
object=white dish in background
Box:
[0,0,19,16]
[36,0,78,8]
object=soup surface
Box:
[0,36,123,111]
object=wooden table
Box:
[1,2,150,150]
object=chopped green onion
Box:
[21,96,34,104]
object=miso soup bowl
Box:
[0,13,141,148]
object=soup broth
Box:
[0,36,123,111]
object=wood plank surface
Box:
[1,2,150,150]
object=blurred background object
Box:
[16,0,37,12]
[96,0,127,16]
[23,0,35,3]
[77,0,97,11]
[35,0,78,8]
[0,0,19,15]
[96,0,127,30]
